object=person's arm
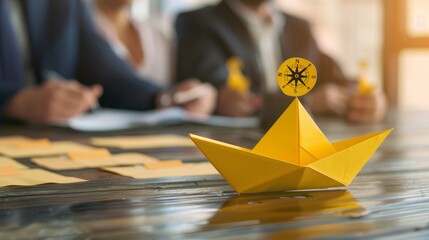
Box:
[75,1,163,111]
[175,12,261,117]
[0,81,26,122]
[3,80,102,124]
[175,12,229,87]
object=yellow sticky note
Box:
[32,157,83,170]
[32,153,159,170]
[0,136,32,147]
[14,139,51,148]
[68,149,111,161]
[102,163,219,179]
[0,169,85,187]
[90,135,195,149]
[0,157,28,170]
[0,165,20,176]
[226,57,250,93]
[144,160,183,170]
[0,141,94,158]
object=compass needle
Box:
[287,65,295,74]
[298,78,308,87]
[298,64,312,75]
[277,58,317,97]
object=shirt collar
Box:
[227,0,285,34]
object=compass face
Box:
[277,57,317,97]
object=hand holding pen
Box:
[4,72,103,124]
[215,56,262,117]
[157,79,217,116]
[346,60,387,123]
[46,71,102,113]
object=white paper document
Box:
[68,107,259,132]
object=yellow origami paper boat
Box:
[190,99,391,193]
[190,57,392,194]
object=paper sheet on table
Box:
[0,168,85,187]
[68,107,258,132]
[90,134,195,149]
[102,162,219,179]
[0,136,31,146]
[32,153,159,170]
[0,136,50,147]
[0,157,28,169]
[0,138,93,158]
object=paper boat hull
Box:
[190,128,391,193]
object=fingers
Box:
[91,84,103,98]
[347,91,387,124]
[349,93,375,111]
[216,87,260,117]
[44,99,82,123]
[68,81,102,109]
[62,81,100,110]
[329,88,349,116]
[310,83,349,116]
[5,80,103,124]
[181,83,217,115]
[249,94,263,110]
[174,78,201,92]
[40,81,102,122]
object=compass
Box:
[277,57,317,97]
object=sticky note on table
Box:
[68,149,112,161]
[0,153,85,187]
[14,138,51,148]
[0,168,85,187]
[32,153,159,170]
[90,135,195,149]
[144,160,183,170]
[0,157,28,170]
[0,136,95,158]
[0,136,31,146]
[102,162,219,179]
[0,165,21,176]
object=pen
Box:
[46,70,101,112]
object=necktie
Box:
[0,0,25,84]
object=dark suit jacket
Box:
[175,0,349,91]
[0,0,162,120]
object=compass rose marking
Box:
[276,57,317,97]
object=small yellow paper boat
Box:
[190,98,391,194]
[190,57,392,194]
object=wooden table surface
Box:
[1,110,429,239]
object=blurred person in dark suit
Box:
[0,0,216,124]
[175,0,386,125]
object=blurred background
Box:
[128,0,429,111]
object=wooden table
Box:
[1,110,429,239]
